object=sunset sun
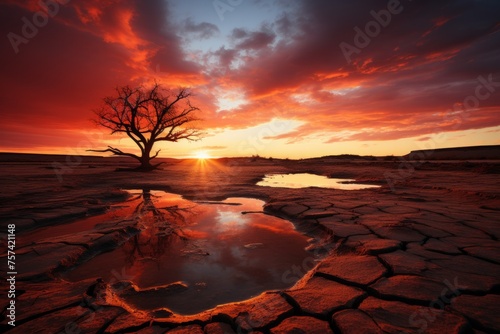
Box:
[194,151,211,160]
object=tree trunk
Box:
[138,145,155,171]
[138,159,154,171]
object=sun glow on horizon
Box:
[194,151,211,160]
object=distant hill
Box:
[1,145,499,163]
[0,152,105,163]
[319,154,376,160]
[0,152,184,164]
[405,145,500,160]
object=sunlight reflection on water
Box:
[257,173,380,190]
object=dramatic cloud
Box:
[1,0,499,156]
[208,0,500,142]
[231,27,276,50]
[183,18,219,39]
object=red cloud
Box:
[1,0,499,155]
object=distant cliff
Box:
[406,145,500,160]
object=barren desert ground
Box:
[1,157,500,333]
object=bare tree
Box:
[89,83,202,171]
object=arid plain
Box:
[1,155,499,333]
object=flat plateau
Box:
[1,157,499,333]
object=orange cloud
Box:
[1,0,499,156]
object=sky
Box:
[1,0,499,159]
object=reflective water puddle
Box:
[257,173,380,190]
[61,190,312,315]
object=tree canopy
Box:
[90,83,202,170]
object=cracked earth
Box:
[0,158,499,333]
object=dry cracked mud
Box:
[0,158,499,333]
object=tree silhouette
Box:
[89,83,202,171]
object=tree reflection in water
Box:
[122,189,196,267]
[62,191,313,314]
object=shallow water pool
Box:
[62,189,312,314]
[257,173,380,190]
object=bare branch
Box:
[90,83,203,170]
[150,149,161,160]
[87,146,140,160]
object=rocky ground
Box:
[0,158,499,333]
